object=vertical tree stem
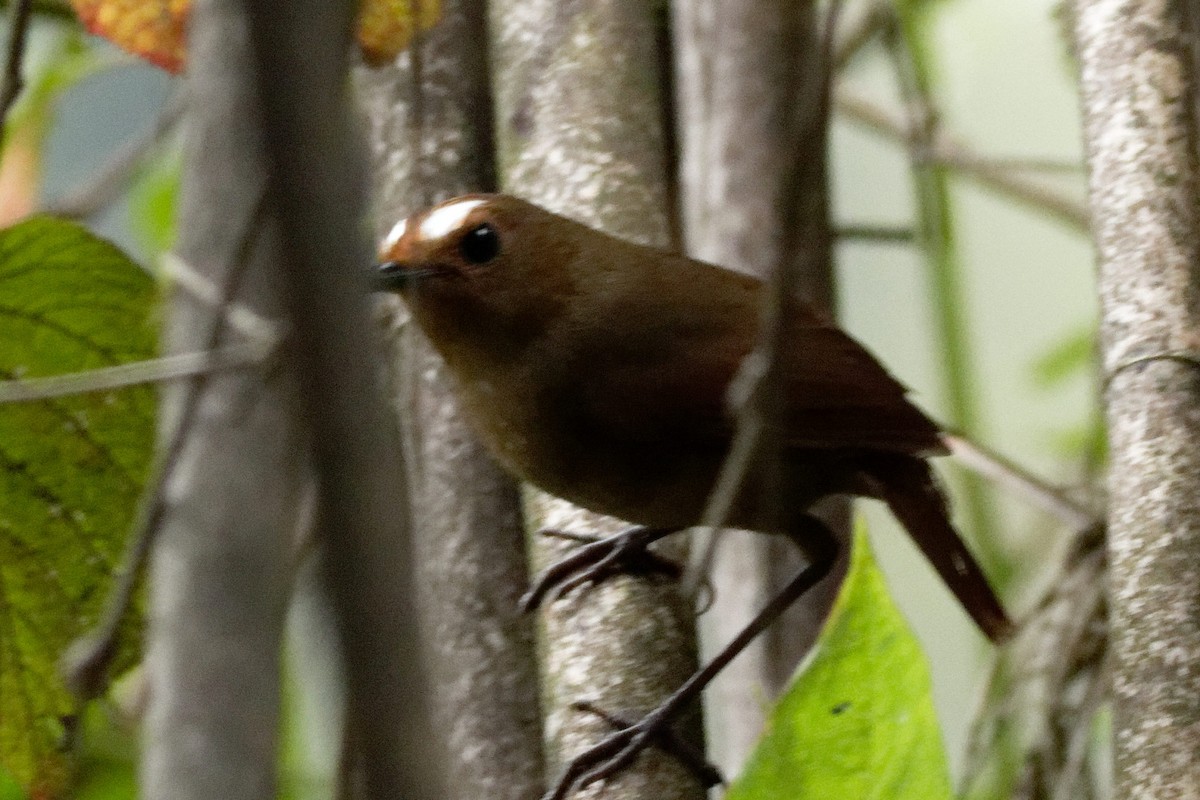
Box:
[355,1,545,796]
[1075,0,1200,796]
[140,1,298,797]
[488,1,705,797]
[242,1,446,797]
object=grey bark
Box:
[1075,0,1200,797]
[671,0,844,775]
[241,1,446,798]
[488,2,706,798]
[354,2,545,798]
[140,1,300,797]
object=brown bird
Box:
[374,193,1011,795]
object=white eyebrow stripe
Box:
[419,199,487,241]
[383,218,408,250]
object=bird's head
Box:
[374,194,581,362]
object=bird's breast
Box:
[454,368,724,528]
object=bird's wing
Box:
[575,300,942,456]
[777,310,944,454]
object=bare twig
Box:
[832,0,890,72]
[47,91,185,220]
[0,0,32,136]
[683,1,844,600]
[836,88,1090,232]
[162,251,281,342]
[836,222,913,242]
[0,0,71,20]
[0,245,286,405]
[0,340,274,403]
[1049,654,1111,800]
[943,434,1099,533]
[953,155,1083,175]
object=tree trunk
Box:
[1075,0,1200,796]
[355,1,545,797]
[488,1,706,798]
[140,0,299,797]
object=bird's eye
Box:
[459,223,501,264]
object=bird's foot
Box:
[542,702,722,800]
[520,525,681,612]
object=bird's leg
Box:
[571,702,723,788]
[542,515,839,800]
[521,525,682,611]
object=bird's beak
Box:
[372,260,409,292]
[371,260,440,293]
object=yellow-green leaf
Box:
[0,217,156,798]
[726,523,953,800]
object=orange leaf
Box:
[70,0,188,73]
[69,0,440,74]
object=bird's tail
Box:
[863,455,1013,643]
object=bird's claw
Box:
[521,526,680,612]
[542,703,722,800]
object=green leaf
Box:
[726,523,952,800]
[0,216,156,798]
[129,145,181,259]
[1030,328,1095,388]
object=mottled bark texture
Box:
[671,0,845,776]
[140,1,299,797]
[354,2,545,798]
[488,1,706,798]
[1075,0,1200,797]
[242,1,446,797]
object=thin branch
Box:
[1,246,287,407]
[1049,655,1111,800]
[0,251,282,405]
[832,0,890,72]
[836,88,1090,232]
[955,155,1083,175]
[47,91,185,220]
[883,10,1004,575]
[0,0,33,136]
[0,340,274,403]
[836,222,914,242]
[0,0,72,20]
[682,1,844,599]
[943,434,1099,533]
[162,252,282,343]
